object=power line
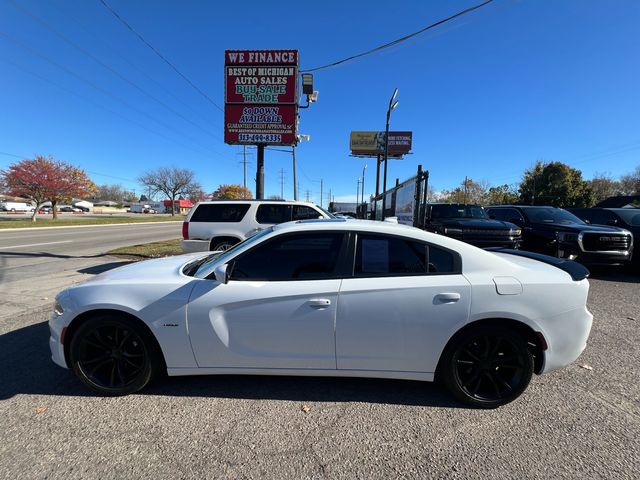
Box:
[0,56,216,161]
[0,32,223,159]
[9,0,223,143]
[98,0,223,112]
[52,0,219,127]
[301,0,494,73]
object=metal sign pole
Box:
[256,145,265,199]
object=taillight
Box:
[182,221,189,240]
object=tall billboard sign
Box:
[224,50,298,146]
[349,131,413,157]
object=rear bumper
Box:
[181,239,209,253]
[541,305,593,374]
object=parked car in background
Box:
[58,206,82,213]
[51,219,593,407]
[486,205,633,266]
[181,200,334,252]
[424,203,522,249]
[0,201,34,212]
[568,208,639,267]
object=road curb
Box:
[0,221,182,233]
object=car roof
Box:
[486,205,561,209]
[273,218,434,236]
[195,199,317,204]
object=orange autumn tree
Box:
[2,155,97,221]
[211,184,253,199]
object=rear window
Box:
[190,204,250,222]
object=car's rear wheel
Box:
[210,238,238,251]
[440,326,533,408]
[69,315,160,395]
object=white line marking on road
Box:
[0,240,73,250]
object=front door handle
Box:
[434,292,461,304]
[308,298,331,308]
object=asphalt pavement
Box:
[0,222,181,321]
[0,251,638,478]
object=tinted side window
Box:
[230,233,344,281]
[256,204,291,224]
[486,208,503,220]
[355,234,459,276]
[502,208,524,224]
[190,204,250,222]
[293,205,322,220]
[428,245,455,273]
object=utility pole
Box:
[328,188,332,210]
[356,178,361,213]
[279,168,286,200]
[292,146,298,201]
[463,176,468,204]
[320,179,324,208]
[305,189,311,202]
[256,145,265,199]
[243,145,247,198]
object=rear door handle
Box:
[308,298,331,308]
[434,293,461,304]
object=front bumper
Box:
[49,312,69,369]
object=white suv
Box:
[181,200,334,252]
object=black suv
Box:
[486,205,633,266]
[424,203,522,249]
[568,208,638,267]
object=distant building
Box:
[164,199,193,215]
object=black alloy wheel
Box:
[70,315,159,395]
[441,326,533,408]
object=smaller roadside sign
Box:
[350,131,412,157]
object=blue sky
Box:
[1,0,639,204]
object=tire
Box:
[210,238,238,252]
[69,314,162,396]
[439,325,533,408]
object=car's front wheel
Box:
[440,326,533,408]
[69,314,161,395]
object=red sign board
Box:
[225,66,297,104]
[224,50,299,146]
[225,104,297,145]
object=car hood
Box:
[438,218,518,229]
[83,252,207,285]
[531,223,630,234]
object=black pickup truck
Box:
[486,205,633,266]
[424,203,522,249]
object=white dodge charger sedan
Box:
[50,219,593,408]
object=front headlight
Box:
[444,227,463,235]
[510,229,522,236]
[556,232,578,242]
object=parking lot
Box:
[1,257,638,479]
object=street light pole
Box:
[361,164,368,217]
[382,88,399,220]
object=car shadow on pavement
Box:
[0,251,107,260]
[77,261,133,275]
[0,320,466,408]
[588,268,639,284]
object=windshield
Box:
[431,204,488,219]
[316,205,336,218]
[187,227,274,279]
[614,209,640,226]
[524,208,585,225]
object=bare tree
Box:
[138,167,197,216]
[619,165,640,195]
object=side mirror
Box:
[509,218,524,227]
[488,214,496,219]
[213,263,229,284]
[606,219,618,226]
